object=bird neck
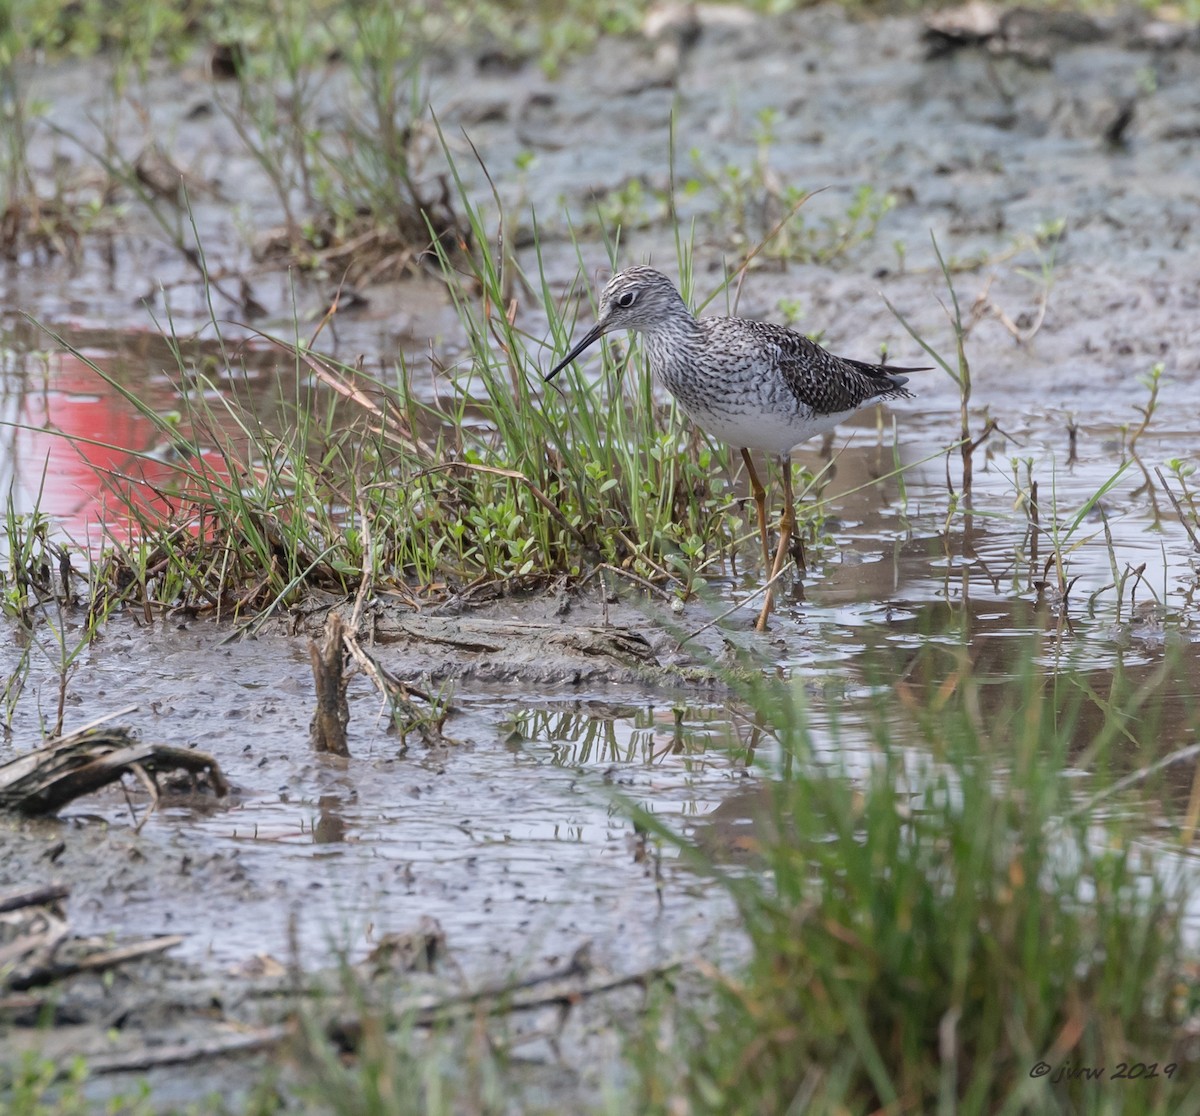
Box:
[642,313,703,371]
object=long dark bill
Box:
[544,321,606,382]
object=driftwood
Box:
[0,883,69,914]
[341,625,452,748]
[5,881,683,1082]
[86,1026,292,1075]
[6,932,184,992]
[328,947,682,1051]
[0,726,227,817]
[0,884,182,994]
[309,608,453,752]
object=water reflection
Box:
[313,794,348,844]
[3,334,1200,970]
[503,703,762,770]
[0,332,296,546]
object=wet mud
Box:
[3,3,1200,1105]
[5,3,1199,404]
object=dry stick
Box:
[1066,741,1200,820]
[681,562,793,645]
[1,739,227,816]
[129,762,161,835]
[87,955,683,1076]
[8,935,184,992]
[87,1025,291,1076]
[341,502,448,743]
[118,777,142,830]
[0,914,69,970]
[54,706,140,738]
[982,265,1052,345]
[0,884,70,914]
[613,529,681,587]
[594,563,675,601]
[330,957,685,1049]
[1155,467,1200,553]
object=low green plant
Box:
[0,1052,154,1116]
[588,176,667,236]
[681,110,895,267]
[627,639,1199,1114]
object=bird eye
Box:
[616,290,638,308]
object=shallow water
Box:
[2,395,1199,973]
[2,7,1200,1073]
[0,627,748,976]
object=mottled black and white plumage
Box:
[545,266,917,456]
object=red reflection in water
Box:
[12,351,232,546]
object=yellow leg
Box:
[756,454,796,632]
[740,447,770,574]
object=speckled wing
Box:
[772,329,917,414]
[705,317,914,413]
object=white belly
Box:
[681,404,854,457]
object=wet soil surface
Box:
[3,3,1200,1106]
[5,2,1199,405]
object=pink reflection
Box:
[13,351,232,546]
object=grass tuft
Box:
[627,640,1198,1114]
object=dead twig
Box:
[1155,467,1200,554]
[87,1025,292,1076]
[682,563,793,645]
[7,934,184,991]
[0,884,69,914]
[328,951,684,1050]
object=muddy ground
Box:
[2,3,1200,1108]
[6,2,1199,403]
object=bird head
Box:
[544,267,685,381]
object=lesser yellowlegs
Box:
[545,266,921,630]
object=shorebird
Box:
[545,266,920,630]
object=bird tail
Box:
[847,358,929,397]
